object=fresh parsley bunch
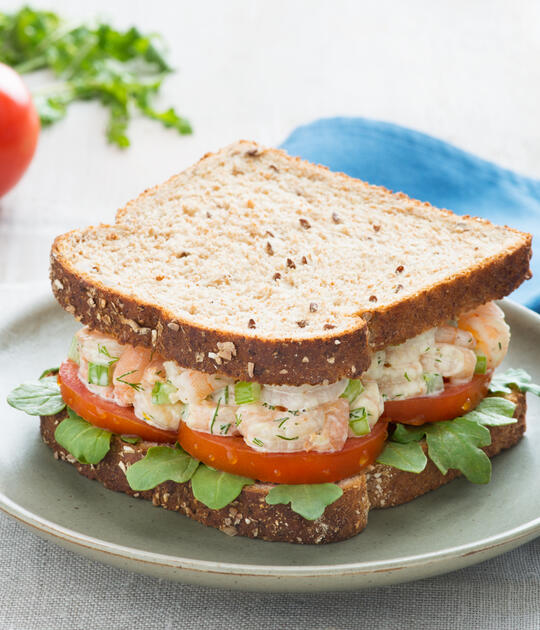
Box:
[0,6,192,147]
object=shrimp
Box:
[348,381,384,434]
[457,302,510,370]
[237,399,349,453]
[75,327,126,401]
[163,361,225,404]
[183,401,239,436]
[435,326,476,349]
[112,346,153,406]
[132,362,185,432]
[421,344,477,384]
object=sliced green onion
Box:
[88,362,111,386]
[349,407,370,436]
[234,381,261,405]
[68,335,80,365]
[151,381,177,405]
[475,355,487,375]
[340,379,364,404]
[423,372,444,394]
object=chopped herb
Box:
[498,342,502,350]
[98,344,119,364]
[262,402,276,410]
[277,417,289,428]
[404,372,411,382]
[423,372,443,394]
[219,423,231,435]
[151,380,177,404]
[277,435,299,441]
[116,370,144,391]
[209,400,221,434]
[234,381,261,405]
[287,409,301,416]
[340,379,364,404]
[475,355,487,375]
[88,362,111,386]
[235,413,242,427]
[252,437,264,447]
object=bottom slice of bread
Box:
[40,391,526,544]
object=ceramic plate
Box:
[0,289,539,592]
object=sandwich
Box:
[7,141,539,544]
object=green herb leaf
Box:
[489,368,540,396]
[234,382,261,405]
[190,465,253,510]
[265,483,343,520]
[126,445,199,491]
[54,408,112,464]
[425,418,492,483]
[391,423,426,444]
[7,376,66,416]
[376,441,428,473]
[464,396,516,426]
[120,435,141,444]
[340,379,364,403]
[0,7,192,147]
[38,367,60,379]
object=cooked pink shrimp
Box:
[457,302,510,370]
[305,399,349,452]
[183,401,240,436]
[112,346,154,406]
[163,361,222,404]
[435,326,476,349]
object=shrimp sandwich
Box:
[8,141,538,543]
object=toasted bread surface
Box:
[40,391,526,544]
[50,140,532,384]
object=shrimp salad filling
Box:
[69,302,510,454]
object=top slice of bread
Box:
[50,140,532,385]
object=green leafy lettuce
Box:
[54,408,112,465]
[7,375,66,416]
[190,465,254,510]
[489,368,540,396]
[265,484,344,520]
[0,6,192,147]
[377,368,540,483]
[126,445,199,491]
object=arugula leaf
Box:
[376,441,427,473]
[120,435,141,444]
[126,445,199,491]
[190,465,253,510]
[7,376,65,416]
[54,408,112,465]
[489,368,540,396]
[0,7,192,147]
[38,367,60,379]
[464,396,516,426]
[391,423,426,444]
[265,484,343,520]
[425,418,492,483]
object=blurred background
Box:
[1,0,539,284]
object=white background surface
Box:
[1,0,540,284]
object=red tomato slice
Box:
[177,421,388,484]
[0,63,39,197]
[382,374,491,426]
[58,360,177,443]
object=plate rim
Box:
[0,295,539,581]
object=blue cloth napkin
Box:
[280,117,540,311]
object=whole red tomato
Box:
[0,63,40,197]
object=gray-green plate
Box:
[0,290,539,592]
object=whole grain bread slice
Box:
[50,141,532,385]
[39,391,526,544]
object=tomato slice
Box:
[58,360,177,443]
[382,373,491,426]
[177,421,388,484]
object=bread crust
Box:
[39,391,526,544]
[50,247,371,386]
[49,141,532,384]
